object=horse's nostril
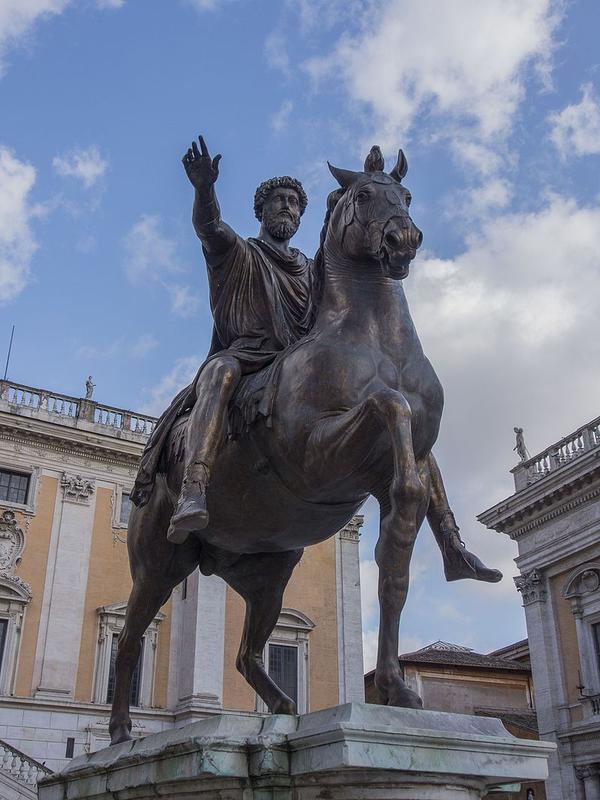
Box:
[385,231,402,249]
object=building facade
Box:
[479,415,600,800]
[0,378,364,777]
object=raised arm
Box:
[182,135,237,256]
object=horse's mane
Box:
[311,188,343,319]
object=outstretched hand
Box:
[182,135,222,192]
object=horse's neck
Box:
[316,253,418,347]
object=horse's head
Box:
[325,146,422,280]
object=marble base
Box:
[38,703,555,800]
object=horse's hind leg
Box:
[218,549,303,714]
[109,490,201,744]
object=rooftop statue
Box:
[109,138,502,745]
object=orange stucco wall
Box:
[14,475,58,697]
[74,487,171,706]
[550,570,581,707]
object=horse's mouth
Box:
[379,247,415,279]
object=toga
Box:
[131,232,317,507]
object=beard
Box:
[263,211,300,241]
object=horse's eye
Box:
[356,191,369,203]
[405,194,412,207]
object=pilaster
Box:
[171,570,226,721]
[33,472,97,699]
[335,515,365,703]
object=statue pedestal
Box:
[38,704,554,800]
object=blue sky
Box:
[1,0,600,669]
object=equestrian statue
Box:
[109,136,501,745]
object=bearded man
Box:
[131,135,500,583]
[132,136,316,543]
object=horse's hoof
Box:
[444,548,503,583]
[110,726,133,745]
[271,697,297,715]
[386,685,423,709]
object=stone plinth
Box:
[38,703,555,800]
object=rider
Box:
[131,135,500,582]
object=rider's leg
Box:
[426,453,502,583]
[168,355,242,543]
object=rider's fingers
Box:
[191,140,200,159]
[212,154,222,171]
[198,135,209,157]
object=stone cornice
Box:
[0,417,143,470]
[478,455,600,539]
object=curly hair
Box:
[254,176,308,221]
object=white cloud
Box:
[264,31,290,76]
[140,355,200,416]
[187,0,231,10]
[304,0,562,164]
[270,100,293,133]
[96,0,125,7]
[168,283,200,318]
[76,333,158,360]
[549,82,600,159]
[0,0,71,76]
[0,146,37,303]
[52,146,108,188]
[124,215,200,317]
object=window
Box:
[106,633,143,706]
[268,644,298,706]
[0,469,30,505]
[0,619,7,675]
[119,493,132,526]
[93,602,164,707]
[593,623,600,673]
[257,609,314,714]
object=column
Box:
[33,473,96,699]
[576,766,600,800]
[336,515,365,703]
[172,569,226,720]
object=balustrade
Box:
[0,739,51,786]
[0,379,156,438]
[514,414,600,490]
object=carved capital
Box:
[514,569,547,605]
[61,473,95,504]
[575,764,599,780]
[339,514,364,542]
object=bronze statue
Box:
[109,140,501,745]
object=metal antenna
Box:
[3,325,15,381]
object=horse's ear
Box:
[389,149,408,182]
[364,145,385,172]
[328,162,361,189]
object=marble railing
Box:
[0,379,156,438]
[0,739,51,787]
[514,415,600,491]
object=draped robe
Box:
[131,233,316,507]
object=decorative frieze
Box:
[514,569,547,605]
[0,509,31,598]
[575,764,599,780]
[61,473,95,504]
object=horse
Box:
[109,147,445,745]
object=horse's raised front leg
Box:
[305,389,430,707]
[218,549,303,714]
[426,453,502,583]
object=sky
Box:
[1,0,600,671]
